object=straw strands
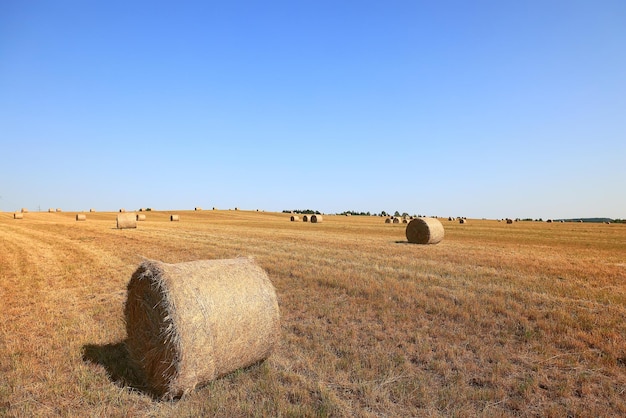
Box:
[405,218,445,245]
[124,257,280,399]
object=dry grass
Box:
[1,211,625,417]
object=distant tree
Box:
[402,212,409,218]
[381,211,388,217]
[394,211,400,217]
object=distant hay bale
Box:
[124,257,280,399]
[302,215,309,222]
[76,214,86,221]
[195,207,202,211]
[90,208,96,212]
[459,219,466,224]
[48,208,54,213]
[402,218,409,223]
[170,215,180,222]
[290,215,300,222]
[234,207,239,211]
[56,208,62,212]
[120,208,126,213]
[385,218,392,224]
[506,219,513,224]
[392,217,401,224]
[14,212,23,219]
[448,217,453,221]
[21,208,28,213]
[547,219,553,223]
[310,214,323,223]
[117,213,137,229]
[213,207,217,210]
[406,217,444,244]
[136,214,146,221]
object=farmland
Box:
[1,210,625,417]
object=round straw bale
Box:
[302,215,309,222]
[506,218,513,224]
[195,207,202,211]
[90,208,96,212]
[76,214,86,221]
[124,257,280,399]
[120,208,126,213]
[56,208,62,212]
[402,218,409,223]
[392,217,401,224]
[170,214,180,222]
[406,217,445,244]
[385,218,392,224]
[290,215,300,222]
[459,218,466,224]
[310,214,323,223]
[213,207,217,210]
[48,208,54,213]
[14,212,23,219]
[21,208,28,213]
[117,212,137,229]
[136,214,146,221]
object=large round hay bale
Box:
[117,213,137,229]
[310,214,323,223]
[405,218,444,244]
[392,217,401,224]
[76,214,86,221]
[136,214,146,221]
[290,215,300,222]
[385,218,392,224]
[14,212,23,219]
[459,218,466,224]
[170,214,180,222]
[302,215,309,222]
[21,208,28,213]
[124,257,280,399]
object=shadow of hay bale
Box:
[81,340,153,398]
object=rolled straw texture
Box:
[385,218,392,224]
[310,214,323,223]
[136,214,146,221]
[290,215,300,222]
[117,213,137,229]
[14,213,23,219]
[392,217,401,224]
[405,217,445,245]
[124,257,280,399]
[76,214,86,221]
[302,215,309,222]
[170,214,180,221]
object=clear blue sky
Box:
[2,1,625,219]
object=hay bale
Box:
[136,214,146,221]
[21,208,28,213]
[459,218,466,224]
[48,208,54,213]
[290,215,300,222]
[310,214,323,223]
[120,208,126,213]
[506,218,513,224]
[56,208,62,212]
[302,215,309,222]
[195,207,202,211]
[392,217,400,224]
[14,212,23,219]
[90,208,96,212]
[117,213,137,229]
[124,257,280,399]
[213,207,217,210]
[76,214,86,221]
[406,217,444,244]
[385,218,392,224]
[170,214,180,222]
[402,218,409,223]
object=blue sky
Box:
[1,1,625,219]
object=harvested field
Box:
[1,211,625,416]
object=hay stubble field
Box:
[1,210,625,417]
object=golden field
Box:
[1,210,625,417]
